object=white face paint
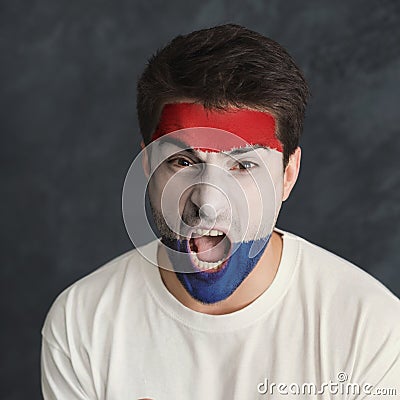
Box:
[146,129,284,266]
[122,127,285,303]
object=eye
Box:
[167,157,194,168]
[230,161,258,171]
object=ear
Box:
[141,140,150,179]
[282,147,301,201]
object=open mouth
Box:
[187,228,231,273]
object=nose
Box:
[189,165,230,220]
[191,183,228,217]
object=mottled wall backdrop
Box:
[1,1,399,398]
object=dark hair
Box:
[136,23,310,167]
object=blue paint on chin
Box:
[161,235,272,304]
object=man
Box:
[41,24,399,399]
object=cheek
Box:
[178,189,192,216]
[237,170,282,240]
[149,169,196,227]
[147,169,170,211]
[246,193,276,238]
[270,169,284,213]
[260,157,285,216]
[267,158,284,190]
[147,178,160,210]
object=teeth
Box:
[191,251,224,271]
[195,228,224,237]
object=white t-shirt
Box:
[41,229,400,400]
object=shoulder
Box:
[279,228,400,327]
[279,229,400,379]
[41,242,157,352]
[281,228,398,299]
[47,245,144,309]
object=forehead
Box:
[151,102,283,153]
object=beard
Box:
[145,195,272,304]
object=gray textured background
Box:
[1,0,399,398]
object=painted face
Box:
[145,103,284,304]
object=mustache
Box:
[181,203,235,231]
[149,200,239,239]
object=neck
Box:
[157,230,283,315]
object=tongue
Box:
[192,236,227,262]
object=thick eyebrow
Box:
[157,136,268,157]
[223,144,269,156]
[157,136,198,157]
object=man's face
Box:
[145,127,284,304]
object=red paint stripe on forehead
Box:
[151,102,283,153]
